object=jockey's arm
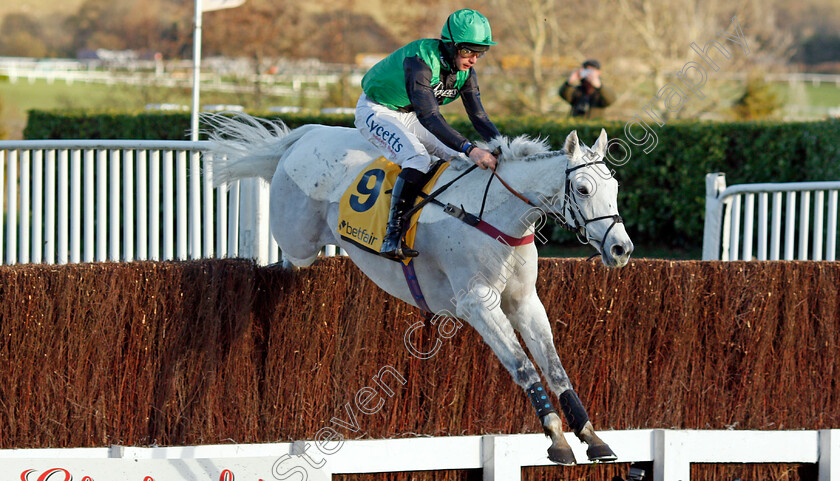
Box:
[404,56,471,152]
[403,57,497,169]
[460,70,501,142]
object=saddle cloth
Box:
[338,157,449,262]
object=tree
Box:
[731,73,782,120]
[202,0,308,108]
[0,13,48,57]
[477,0,609,114]
[203,0,307,61]
[64,0,192,57]
[609,0,793,119]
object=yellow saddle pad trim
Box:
[338,157,449,262]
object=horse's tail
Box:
[203,112,317,186]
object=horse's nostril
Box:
[611,244,625,257]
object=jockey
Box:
[355,8,502,260]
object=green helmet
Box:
[440,9,497,48]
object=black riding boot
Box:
[380,168,424,260]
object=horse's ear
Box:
[564,131,580,157]
[593,128,608,156]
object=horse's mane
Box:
[448,135,561,170]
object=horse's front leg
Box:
[503,288,617,463]
[453,284,577,465]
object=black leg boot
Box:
[380,168,424,260]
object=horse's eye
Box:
[576,185,590,196]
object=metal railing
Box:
[0,140,282,266]
[703,173,840,261]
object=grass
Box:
[0,77,321,139]
[811,83,840,105]
[781,81,840,106]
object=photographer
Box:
[559,59,615,118]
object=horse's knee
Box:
[513,364,541,387]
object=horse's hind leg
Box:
[504,289,617,463]
[453,286,576,465]
[269,175,334,269]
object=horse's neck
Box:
[481,194,543,239]
[478,154,569,237]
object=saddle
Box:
[337,158,449,262]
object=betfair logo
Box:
[341,221,378,246]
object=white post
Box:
[702,173,727,260]
[163,150,175,260]
[814,190,824,260]
[20,150,30,263]
[58,149,68,264]
[45,150,56,264]
[96,149,107,262]
[827,190,838,261]
[190,151,201,258]
[137,149,148,260]
[771,191,782,260]
[109,150,121,261]
[654,430,690,481]
[177,150,188,259]
[728,195,741,261]
[123,149,134,262]
[150,150,161,261]
[820,429,839,481]
[0,150,4,264]
[5,150,17,264]
[84,150,94,262]
[32,150,43,264]
[227,182,240,258]
[784,191,796,260]
[191,0,203,142]
[757,192,768,260]
[742,193,754,261]
[482,435,521,481]
[237,177,269,264]
[269,233,279,264]
[70,149,81,263]
[217,183,229,258]
[203,152,214,258]
[798,191,811,260]
[257,178,270,264]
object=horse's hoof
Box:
[547,446,577,465]
[586,443,617,462]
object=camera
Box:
[611,462,649,481]
[580,68,593,79]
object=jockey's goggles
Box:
[457,47,486,59]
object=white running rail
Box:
[703,173,840,261]
[0,140,287,265]
[0,430,837,481]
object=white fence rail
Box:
[0,140,286,266]
[0,430,838,481]
[0,56,361,99]
[703,173,840,261]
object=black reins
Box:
[400,163,478,222]
[399,152,623,253]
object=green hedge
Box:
[24,110,840,248]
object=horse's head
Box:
[557,129,633,267]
